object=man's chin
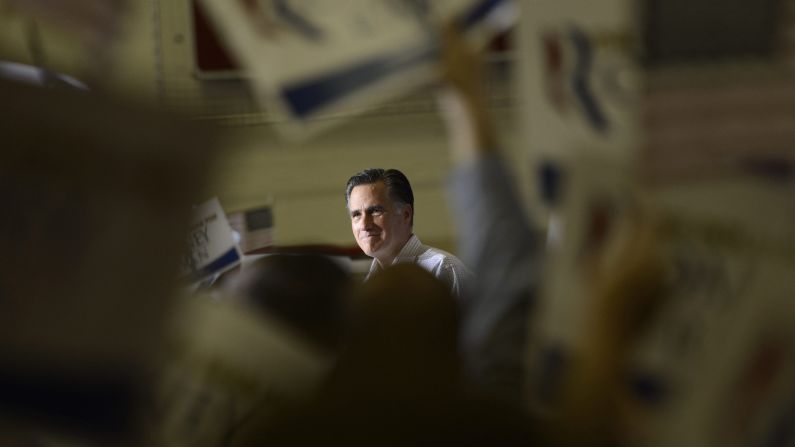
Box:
[360,243,384,258]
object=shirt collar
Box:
[393,234,424,262]
[365,234,423,279]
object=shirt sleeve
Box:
[439,257,474,302]
[447,154,544,403]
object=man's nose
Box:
[361,213,374,229]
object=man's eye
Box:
[371,210,383,216]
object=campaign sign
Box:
[149,295,328,446]
[183,197,242,282]
[197,0,515,138]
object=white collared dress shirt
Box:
[364,234,472,299]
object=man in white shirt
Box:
[345,168,471,299]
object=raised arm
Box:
[437,26,543,403]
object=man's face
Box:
[348,181,412,263]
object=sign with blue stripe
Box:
[182,197,242,283]
[198,0,516,137]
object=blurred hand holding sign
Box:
[197,0,516,139]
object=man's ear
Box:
[403,204,413,223]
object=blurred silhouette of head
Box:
[232,254,351,352]
[328,263,460,397]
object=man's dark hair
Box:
[345,168,414,224]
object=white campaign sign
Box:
[182,197,242,282]
[198,0,515,138]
